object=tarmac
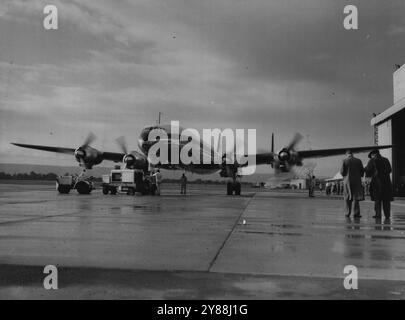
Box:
[1,182,405,299]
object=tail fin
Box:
[271,133,275,168]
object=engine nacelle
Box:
[74,145,103,169]
[278,148,290,162]
[122,151,148,169]
[275,149,302,171]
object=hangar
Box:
[371,64,405,196]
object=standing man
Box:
[365,149,393,219]
[340,150,364,218]
[311,175,316,197]
[325,182,331,195]
[153,169,162,195]
[308,175,316,197]
[180,173,187,194]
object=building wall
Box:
[371,64,405,195]
[375,112,405,195]
[376,119,392,164]
[394,65,405,104]
[290,178,307,189]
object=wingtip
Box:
[10,142,26,147]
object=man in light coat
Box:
[340,150,364,218]
[153,169,162,195]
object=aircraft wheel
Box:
[57,183,71,194]
[76,181,91,195]
[60,187,70,194]
[110,188,117,195]
[227,182,233,195]
[127,187,135,196]
[102,187,109,195]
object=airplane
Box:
[11,124,393,195]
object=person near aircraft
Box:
[340,150,364,218]
[153,169,162,195]
[180,173,187,194]
[325,182,331,195]
[308,175,316,197]
[365,149,393,219]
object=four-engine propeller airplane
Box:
[11,124,392,195]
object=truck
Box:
[101,169,156,195]
[56,175,94,194]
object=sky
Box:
[0,0,404,176]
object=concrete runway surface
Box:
[1,182,405,299]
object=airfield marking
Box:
[207,193,256,272]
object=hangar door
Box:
[391,109,405,196]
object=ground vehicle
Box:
[56,175,94,194]
[101,169,156,195]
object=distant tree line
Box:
[162,178,227,185]
[162,178,250,185]
[0,171,58,180]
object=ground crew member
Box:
[153,169,162,195]
[325,182,331,195]
[308,175,316,197]
[180,173,187,194]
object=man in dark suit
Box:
[365,149,393,219]
[340,150,364,218]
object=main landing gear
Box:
[227,181,241,195]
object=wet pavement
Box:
[1,182,405,299]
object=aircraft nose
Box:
[140,127,151,142]
[138,127,152,153]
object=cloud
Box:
[1,0,404,176]
[388,24,405,35]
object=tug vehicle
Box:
[56,175,94,194]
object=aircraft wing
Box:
[101,151,126,162]
[11,143,76,155]
[11,143,125,163]
[297,144,393,159]
[255,152,275,165]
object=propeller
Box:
[115,136,135,168]
[83,132,96,147]
[287,133,303,151]
[116,136,128,154]
[274,133,303,174]
[74,132,97,167]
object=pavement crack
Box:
[0,211,79,226]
